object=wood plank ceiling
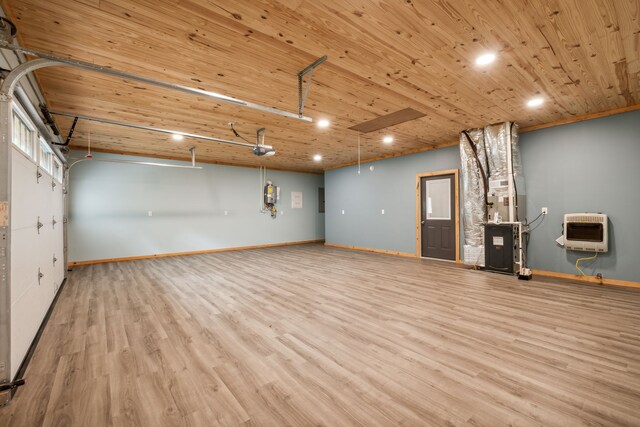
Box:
[2,0,639,172]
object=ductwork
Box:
[459,122,525,265]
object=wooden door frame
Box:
[415,169,460,262]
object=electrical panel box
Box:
[484,223,519,274]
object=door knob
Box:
[421,220,425,225]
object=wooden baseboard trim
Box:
[324,242,417,258]
[532,269,640,289]
[68,240,325,267]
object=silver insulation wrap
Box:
[484,123,524,190]
[459,122,525,265]
[459,128,487,249]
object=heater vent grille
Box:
[566,214,605,223]
[563,213,608,252]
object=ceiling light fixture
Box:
[172,133,184,141]
[317,119,330,128]
[475,52,496,66]
[313,154,322,162]
[383,135,394,144]
[527,97,544,107]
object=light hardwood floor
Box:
[2,244,640,426]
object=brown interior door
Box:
[421,174,455,260]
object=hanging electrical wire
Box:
[525,211,544,226]
[85,125,93,158]
[259,166,269,213]
[259,166,264,211]
[576,252,598,276]
[357,133,361,175]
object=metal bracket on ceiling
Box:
[51,115,78,147]
[256,127,266,146]
[189,146,196,167]
[0,39,314,122]
[40,103,60,136]
[0,17,16,45]
[297,55,327,118]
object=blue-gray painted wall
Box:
[325,145,461,254]
[326,110,640,282]
[521,110,640,282]
[68,152,325,262]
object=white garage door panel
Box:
[9,147,65,380]
[11,149,39,231]
[38,226,54,288]
[51,174,65,286]
[53,182,64,217]
[10,281,49,379]
[53,223,65,285]
[10,227,39,304]
[38,174,53,229]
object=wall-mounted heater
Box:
[564,213,608,252]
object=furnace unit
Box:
[484,223,519,274]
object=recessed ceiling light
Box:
[313,154,322,162]
[383,135,394,144]
[527,97,544,107]
[317,119,330,128]
[475,52,496,66]
[172,133,184,141]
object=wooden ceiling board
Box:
[2,0,638,172]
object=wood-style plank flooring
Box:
[2,244,640,426]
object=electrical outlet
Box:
[148,211,153,217]
[381,209,385,215]
[541,207,548,215]
[341,210,345,215]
